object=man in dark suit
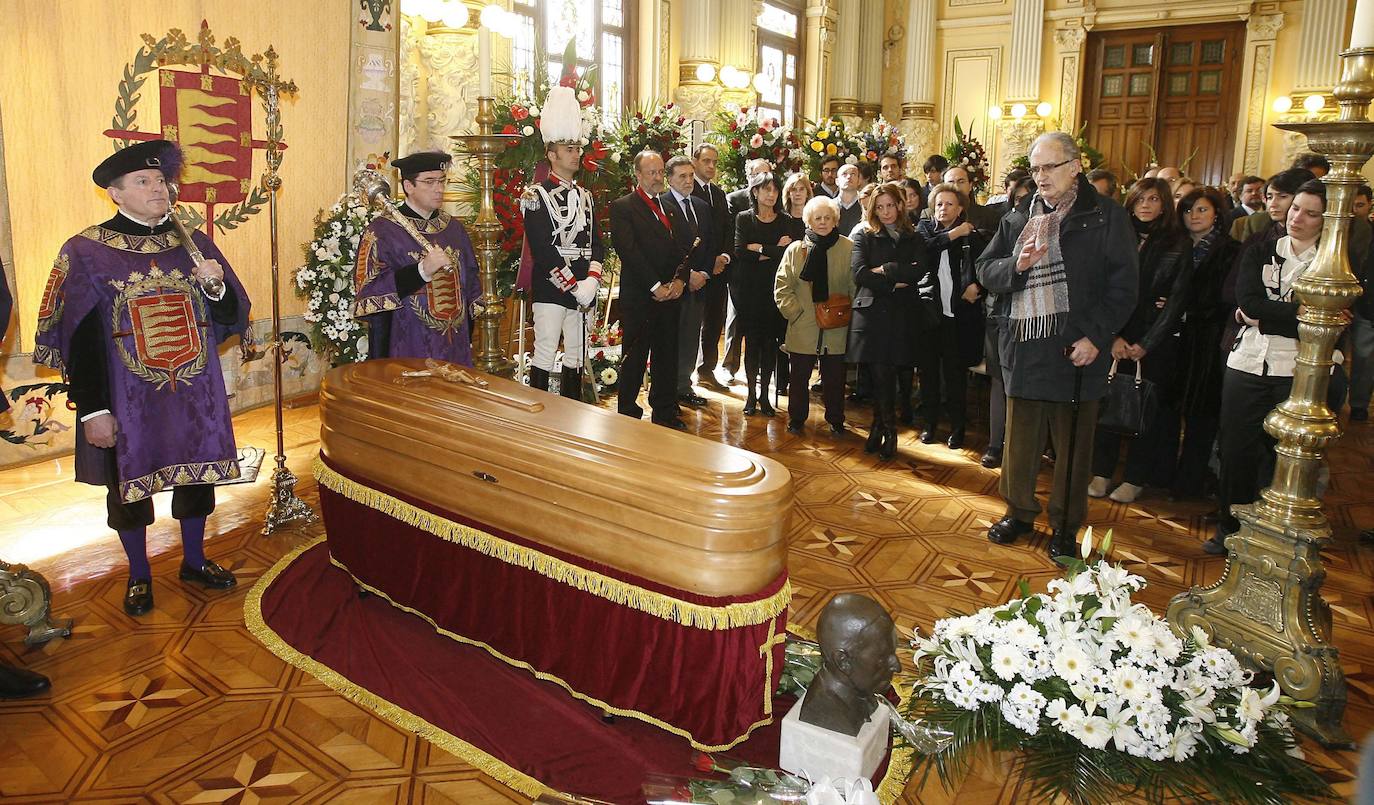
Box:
[813,155,841,198]
[664,154,721,406]
[720,158,773,383]
[691,144,734,391]
[609,151,691,428]
[1224,175,1265,228]
[941,165,1001,234]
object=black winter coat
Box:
[975,173,1139,402]
[731,211,802,340]
[1116,228,1192,390]
[917,216,989,366]
[845,224,935,366]
[1178,234,1241,416]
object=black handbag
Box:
[1097,358,1159,437]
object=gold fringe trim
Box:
[329,552,775,753]
[243,537,551,799]
[314,456,791,631]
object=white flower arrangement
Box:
[294,191,378,366]
[907,527,1332,804]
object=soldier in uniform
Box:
[34,140,251,617]
[354,151,481,364]
[520,86,604,397]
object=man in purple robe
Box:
[34,139,251,616]
[353,151,480,364]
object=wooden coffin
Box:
[317,358,791,596]
[315,359,794,749]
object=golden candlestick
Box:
[1167,47,1373,748]
[451,97,521,377]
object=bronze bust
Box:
[798,593,902,736]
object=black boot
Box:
[560,366,582,400]
[759,362,776,416]
[879,424,898,460]
[946,424,966,450]
[865,421,882,453]
[530,366,550,392]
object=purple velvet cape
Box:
[33,225,251,503]
[353,211,481,366]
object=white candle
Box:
[478,26,492,96]
[1354,0,1374,49]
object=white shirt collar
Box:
[669,187,692,206]
[118,208,169,228]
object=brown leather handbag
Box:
[814,293,852,330]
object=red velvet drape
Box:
[318,458,788,750]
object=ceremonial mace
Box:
[250,54,316,537]
[166,183,225,298]
[452,97,521,377]
[1167,44,1374,747]
[353,170,468,323]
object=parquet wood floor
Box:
[0,377,1369,803]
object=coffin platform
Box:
[315,359,793,750]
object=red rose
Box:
[731,138,741,148]
[596,350,606,360]
[729,121,738,132]
[511,105,529,121]
[677,117,686,125]
[559,74,577,88]
[653,115,661,124]
[693,752,715,773]
[502,124,517,135]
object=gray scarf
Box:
[1009,183,1078,341]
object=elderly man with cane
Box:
[975,132,1137,559]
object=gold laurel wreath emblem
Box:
[109,267,210,391]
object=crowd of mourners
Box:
[666,135,1373,558]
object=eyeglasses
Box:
[1028,158,1074,176]
[412,177,447,188]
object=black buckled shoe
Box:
[124,578,154,616]
[987,516,1034,545]
[1047,531,1077,560]
[0,662,50,699]
[179,560,237,590]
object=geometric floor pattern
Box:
[0,376,1368,802]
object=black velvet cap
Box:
[92,139,181,188]
[392,151,452,180]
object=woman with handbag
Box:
[1087,177,1192,503]
[1171,187,1243,499]
[775,196,855,435]
[732,173,803,415]
[1204,180,1343,554]
[845,183,933,459]
[915,182,989,449]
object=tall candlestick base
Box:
[452,96,521,377]
[1166,47,1373,749]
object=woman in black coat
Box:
[732,173,803,415]
[1172,187,1242,498]
[1088,177,1192,504]
[846,182,934,459]
[915,182,989,449]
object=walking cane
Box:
[514,289,528,384]
[581,302,597,403]
[1058,352,1085,559]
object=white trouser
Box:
[532,302,586,370]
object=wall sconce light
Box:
[1272,95,1294,114]
[1035,101,1052,118]
[1010,103,1028,120]
[988,105,1003,120]
[1303,93,1326,113]
[695,63,718,83]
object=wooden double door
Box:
[1081,23,1246,186]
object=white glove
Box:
[573,277,599,307]
[549,265,577,292]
